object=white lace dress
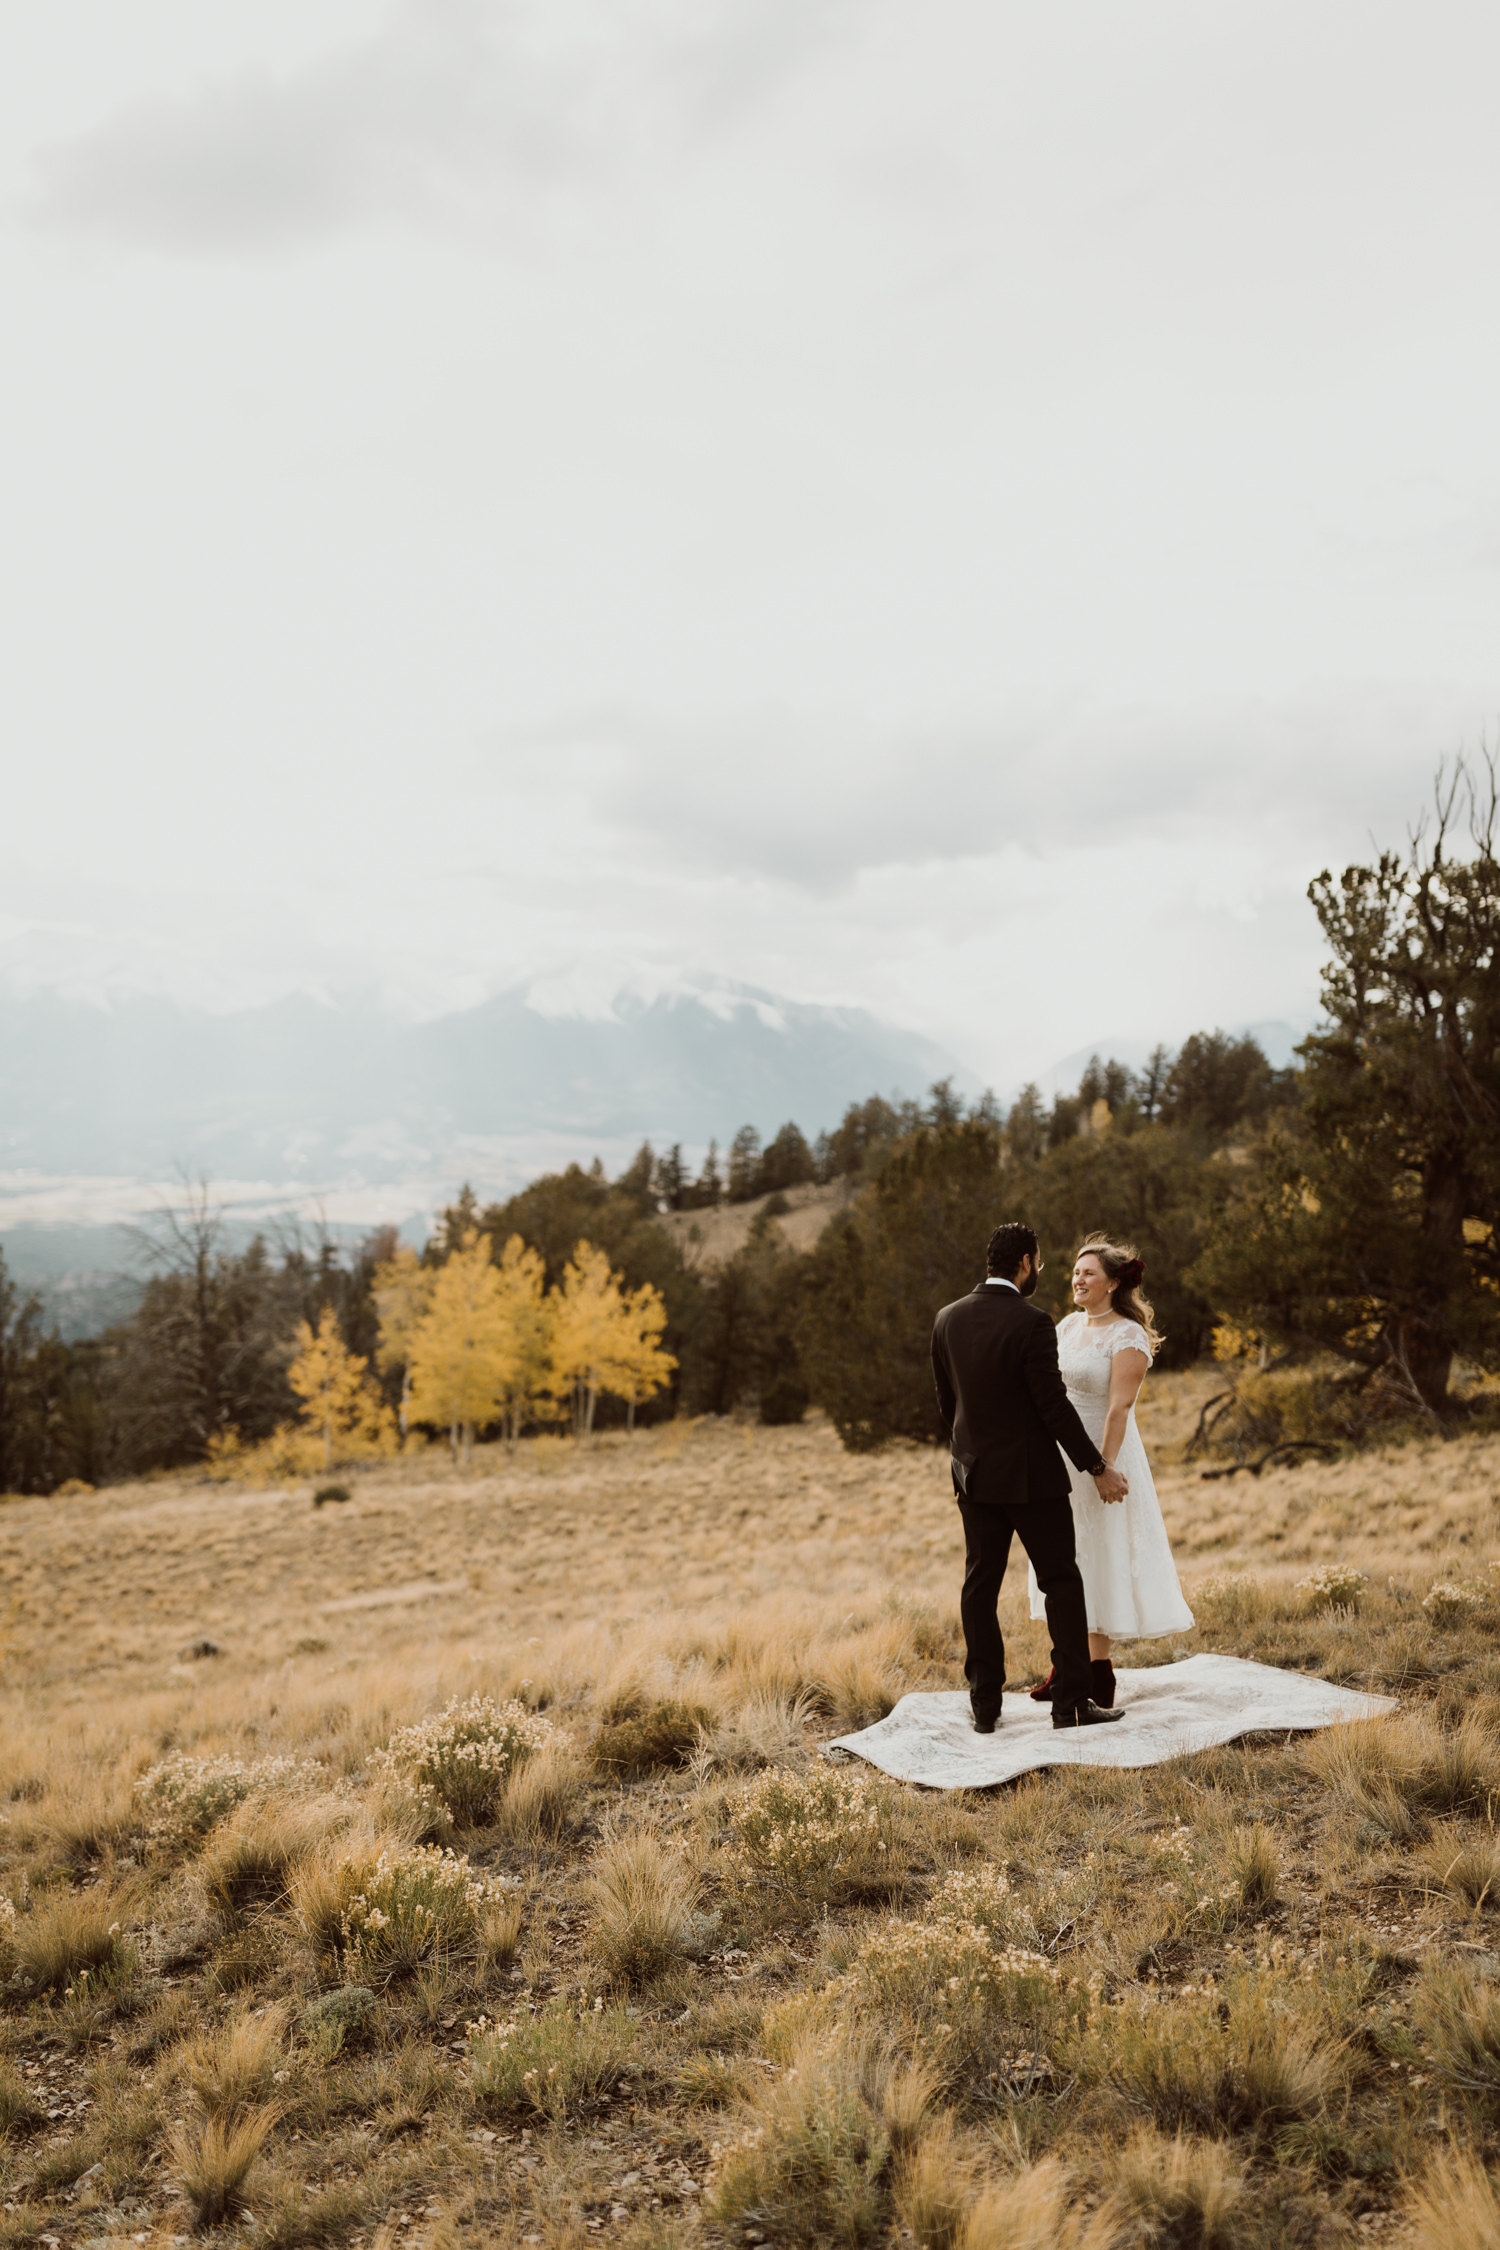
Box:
[1027,1313,1194,1641]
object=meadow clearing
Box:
[5,1375,1500,2250]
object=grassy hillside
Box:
[5,1388,1500,2248]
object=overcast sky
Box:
[3,0,1497,1085]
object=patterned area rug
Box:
[825,1653,1397,1790]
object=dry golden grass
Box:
[1405,2145,1500,2249]
[6,1390,1500,2249]
[180,2002,287,2120]
[168,2103,280,2228]
[586,1827,705,1988]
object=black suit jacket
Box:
[931,1281,1105,1508]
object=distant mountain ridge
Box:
[0,974,975,1201]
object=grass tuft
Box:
[1419,1824,1500,1912]
[1090,2128,1249,2250]
[592,1699,713,1778]
[197,1795,347,1924]
[1230,1823,1278,1911]
[588,1827,707,1986]
[169,2103,280,2230]
[893,2111,976,2250]
[11,1886,134,1993]
[1415,1961,1500,2103]
[1405,2145,1500,2250]
[708,2036,905,2248]
[182,2002,287,2120]
[1088,1973,1342,2138]
[953,2159,1076,2250]
[489,1737,586,1845]
[0,2058,41,2137]
[1305,1711,1500,1836]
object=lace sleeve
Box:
[1109,1321,1152,1365]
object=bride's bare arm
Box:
[1100,1346,1149,1467]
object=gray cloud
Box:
[491,696,1462,892]
[25,0,855,253]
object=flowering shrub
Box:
[854,1914,1056,2017]
[1142,1820,1240,1932]
[729,1766,893,1896]
[1297,1565,1369,1614]
[371,1697,553,1828]
[1424,1583,1484,1624]
[466,1995,633,2119]
[335,1845,501,1981]
[133,1753,316,1847]
[1192,1574,1271,1631]
[763,1900,1062,2088]
[928,1861,1020,1934]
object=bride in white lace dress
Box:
[1028,1234,1193,1707]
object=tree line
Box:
[4,757,1497,1492]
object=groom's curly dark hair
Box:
[986,1222,1039,1278]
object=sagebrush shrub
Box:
[133,1752,316,1847]
[843,1916,1059,2086]
[1424,1583,1486,1625]
[338,1846,499,1980]
[371,1696,552,1828]
[729,1765,898,1904]
[466,1995,633,2119]
[294,1843,500,1982]
[1296,1565,1368,1614]
[299,1984,377,2062]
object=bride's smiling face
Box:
[1071,1253,1114,1314]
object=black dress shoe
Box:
[972,1711,1002,1734]
[1052,1698,1124,1730]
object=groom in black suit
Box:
[931,1221,1127,1731]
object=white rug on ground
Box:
[824,1655,1397,1790]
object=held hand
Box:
[1093,1464,1128,1506]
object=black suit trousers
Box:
[957,1496,1092,1717]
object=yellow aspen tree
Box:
[550,1240,624,1439]
[406,1231,508,1464]
[371,1241,435,1438]
[608,1280,676,1432]
[287,1307,397,1471]
[493,1234,552,1447]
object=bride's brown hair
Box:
[1075,1233,1164,1354]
